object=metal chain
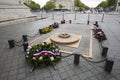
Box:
[14,43,23,47]
[27,31,39,38]
[80,54,106,64]
[61,54,74,58]
[14,38,23,43]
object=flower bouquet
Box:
[93,29,107,41]
[42,26,52,34]
[25,42,61,71]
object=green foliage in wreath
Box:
[25,42,61,68]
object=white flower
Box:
[28,45,32,49]
[39,56,43,60]
[45,53,48,55]
[36,49,39,52]
[42,43,44,45]
[52,50,55,52]
[55,49,58,51]
[33,57,36,60]
[50,56,54,61]
[27,51,29,54]
[52,45,55,48]
[26,55,29,58]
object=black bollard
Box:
[23,42,28,52]
[104,59,114,73]
[39,29,43,34]
[69,20,71,24]
[95,21,98,25]
[8,40,15,48]
[102,47,108,57]
[87,13,90,25]
[63,20,65,23]
[22,35,28,42]
[74,53,80,65]
[101,13,104,22]
[96,24,99,27]
[87,20,89,25]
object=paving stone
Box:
[26,76,35,80]
[18,67,25,74]
[63,65,71,71]
[96,74,107,80]
[67,70,75,77]
[58,67,65,73]
[115,75,120,80]
[43,72,51,78]
[52,74,61,80]
[84,71,93,78]
[44,76,53,80]
[8,75,17,80]
[71,75,80,80]
[78,73,87,80]
[109,77,118,80]
[17,73,26,80]
[60,72,68,79]
[0,12,120,80]
[0,71,9,78]
[9,69,17,76]
[89,76,98,80]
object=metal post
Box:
[87,13,90,25]
[75,11,76,20]
[22,35,28,42]
[101,13,104,22]
[95,21,98,26]
[69,20,71,24]
[8,40,15,48]
[39,29,43,34]
[41,12,42,18]
[63,12,64,20]
[74,53,80,65]
[104,59,114,73]
[102,47,108,57]
[52,11,54,20]
[23,42,28,52]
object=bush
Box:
[24,1,40,11]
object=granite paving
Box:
[0,12,120,80]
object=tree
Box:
[74,0,89,10]
[24,1,40,11]
[74,0,80,7]
[97,0,117,11]
[43,1,56,10]
[107,0,117,7]
[59,4,63,10]
[119,2,120,6]
[97,1,108,8]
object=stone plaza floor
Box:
[0,12,120,80]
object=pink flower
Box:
[45,53,48,55]
[28,45,32,49]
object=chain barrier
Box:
[27,31,39,38]
[14,38,23,43]
[14,43,23,47]
[61,53,106,64]
[61,54,74,58]
[80,54,106,64]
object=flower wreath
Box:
[25,42,61,69]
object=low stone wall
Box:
[0,4,37,27]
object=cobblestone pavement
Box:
[0,12,120,80]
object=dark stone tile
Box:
[60,72,68,79]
